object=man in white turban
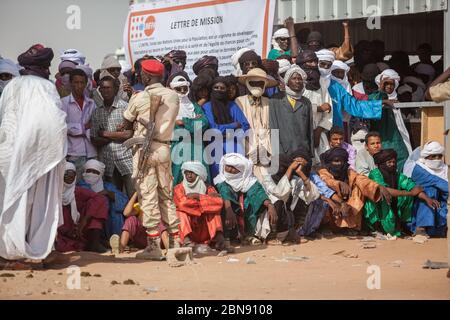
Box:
[214,154,277,247]
[173,161,226,250]
[79,159,129,241]
[60,49,86,65]
[267,17,298,61]
[56,161,109,253]
[404,141,447,238]
[0,76,66,267]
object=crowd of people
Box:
[0,19,449,273]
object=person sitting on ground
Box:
[113,192,169,254]
[262,148,323,244]
[317,147,391,235]
[78,159,128,241]
[173,161,226,250]
[405,142,448,237]
[214,153,277,247]
[355,131,383,176]
[56,162,109,253]
[364,149,436,237]
[328,126,356,170]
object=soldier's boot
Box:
[135,235,165,261]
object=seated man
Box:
[263,148,322,243]
[56,162,109,253]
[409,142,447,237]
[365,149,435,237]
[214,153,277,246]
[78,159,128,240]
[355,131,382,176]
[174,161,225,250]
[113,192,168,253]
[328,126,356,170]
[317,147,391,234]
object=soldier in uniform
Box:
[123,59,180,260]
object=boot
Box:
[135,236,165,261]
[86,229,108,253]
[169,232,181,249]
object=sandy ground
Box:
[1,236,449,300]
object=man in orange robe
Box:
[317,147,391,233]
[173,161,225,249]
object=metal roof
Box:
[275,0,448,24]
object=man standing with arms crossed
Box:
[123,59,180,260]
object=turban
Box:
[316,49,335,63]
[331,60,350,73]
[375,69,400,99]
[213,153,258,193]
[295,49,318,66]
[101,55,121,70]
[272,28,289,51]
[307,31,323,45]
[84,159,106,176]
[60,49,86,65]
[181,161,208,182]
[141,59,164,76]
[361,63,380,82]
[320,147,349,165]
[273,28,289,40]
[65,161,77,172]
[420,141,444,158]
[17,44,54,79]
[166,50,187,60]
[83,159,105,193]
[397,84,413,95]
[193,55,219,75]
[320,147,349,182]
[58,60,77,72]
[262,59,279,76]
[0,58,20,77]
[167,71,191,88]
[277,59,291,75]
[373,149,397,166]
[284,65,307,98]
[231,48,252,76]
[284,65,307,84]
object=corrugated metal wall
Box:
[275,0,448,24]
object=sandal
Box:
[266,239,283,246]
[245,236,262,246]
[109,234,120,255]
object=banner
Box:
[123,0,276,78]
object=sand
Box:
[1,236,449,300]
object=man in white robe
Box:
[0,76,67,264]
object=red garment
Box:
[173,184,223,244]
[74,96,84,110]
[56,187,108,252]
[352,89,368,101]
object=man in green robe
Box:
[365,149,433,236]
[214,153,277,246]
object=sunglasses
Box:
[174,86,188,93]
[278,37,290,42]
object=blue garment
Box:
[310,173,335,199]
[132,83,145,92]
[264,86,279,98]
[410,164,448,237]
[328,80,382,128]
[78,180,128,237]
[203,101,250,178]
